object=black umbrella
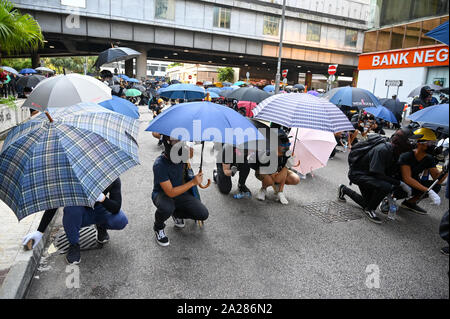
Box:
[94,47,141,68]
[219,89,235,98]
[294,84,305,90]
[133,84,147,92]
[16,75,46,89]
[227,87,271,104]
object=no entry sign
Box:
[328,65,337,75]
[282,69,288,78]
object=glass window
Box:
[306,22,321,42]
[263,15,280,36]
[155,0,175,20]
[345,29,358,47]
[380,0,448,27]
[213,7,231,29]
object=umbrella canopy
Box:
[99,96,140,119]
[307,90,319,97]
[125,88,142,97]
[363,106,398,124]
[207,92,220,99]
[227,87,271,104]
[379,98,405,122]
[170,80,181,85]
[22,74,112,111]
[237,101,258,117]
[214,82,223,88]
[289,128,337,175]
[0,66,19,75]
[203,81,213,86]
[425,21,449,46]
[263,85,275,93]
[117,74,131,81]
[161,83,169,88]
[220,87,236,91]
[128,78,140,83]
[16,75,46,89]
[146,102,264,145]
[133,84,147,92]
[253,93,355,133]
[222,82,232,87]
[0,103,140,221]
[408,84,443,98]
[94,47,141,68]
[35,67,54,74]
[110,85,122,95]
[159,83,205,100]
[239,119,279,153]
[207,87,222,94]
[324,87,382,109]
[19,68,37,74]
[294,84,305,90]
[234,81,246,87]
[407,104,449,130]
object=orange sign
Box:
[359,45,449,70]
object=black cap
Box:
[422,85,434,92]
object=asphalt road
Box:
[26,106,449,299]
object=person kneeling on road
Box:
[338,128,418,224]
[213,144,252,197]
[394,128,447,215]
[22,178,128,265]
[152,136,209,247]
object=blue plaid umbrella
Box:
[0,103,140,221]
[252,93,355,133]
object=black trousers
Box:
[216,163,250,195]
[343,172,395,211]
[153,192,209,231]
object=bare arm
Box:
[400,165,429,193]
[160,173,203,198]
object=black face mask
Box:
[425,144,439,156]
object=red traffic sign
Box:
[282,69,288,78]
[188,75,192,80]
[328,65,337,75]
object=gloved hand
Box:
[399,181,412,197]
[96,193,106,202]
[428,190,441,206]
[230,166,238,177]
[22,231,43,249]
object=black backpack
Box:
[348,134,388,169]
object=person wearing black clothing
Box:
[338,128,416,224]
[22,178,128,264]
[152,136,209,247]
[213,144,251,195]
[411,86,433,114]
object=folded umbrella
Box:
[99,96,140,119]
[0,103,140,221]
[22,74,112,111]
[364,106,398,124]
[94,47,141,68]
[19,68,37,75]
[159,83,205,100]
[227,87,271,104]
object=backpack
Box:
[348,134,388,169]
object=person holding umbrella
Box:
[411,86,434,114]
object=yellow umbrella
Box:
[214,82,223,88]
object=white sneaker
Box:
[277,192,289,205]
[257,188,267,201]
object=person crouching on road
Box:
[152,136,209,247]
[394,128,447,215]
[22,178,128,265]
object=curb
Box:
[0,208,60,299]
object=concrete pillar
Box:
[305,71,312,90]
[136,48,147,81]
[125,59,134,78]
[31,52,41,69]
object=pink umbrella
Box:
[237,101,258,117]
[289,128,337,175]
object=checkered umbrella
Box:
[0,103,140,221]
[252,93,355,133]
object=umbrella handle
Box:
[199,179,211,189]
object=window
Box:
[345,29,358,47]
[263,15,280,36]
[155,0,175,20]
[213,7,231,29]
[306,22,321,42]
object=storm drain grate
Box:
[300,201,363,223]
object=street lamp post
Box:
[275,0,287,95]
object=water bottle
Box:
[233,192,251,199]
[387,195,397,220]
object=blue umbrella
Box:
[220,87,236,91]
[159,83,206,100]
[234,81,246,87]
[222,82,232,87]
[364,106,398,124]
[263,85,275,92]
[425,21,449,46]
[408,104,449,130]
[0,103,140,221]
[117,74,131,81]
[324,87,382,109]
[19,68,37,75]
[99,96,140,119]
[253,93,355,133]
[128,78,140,83]
[157,87,166,95]
[1,66,19,75]
[161,83,169,88]
[207,87,222,94]
[208,92,220,99]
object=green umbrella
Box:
[125,89,142,97]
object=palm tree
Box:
[0,0,43,61]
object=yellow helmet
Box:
[157,99,164,104]
[414,128,437,141]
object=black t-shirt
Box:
[152,154,184,200]
[398,151,436,181]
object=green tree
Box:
[42,57,97,74]
[217,67,234,83]
[1,57,32,70]
[0,0,43,62]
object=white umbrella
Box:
[35,66,55,74]
[22,74,112,111]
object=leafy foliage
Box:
[42,57,97,74]
[217,67,234,83]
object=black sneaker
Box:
[337,184,346,202]
[213,169,218,184]
[66,243,81,265]
[400,201,428,215]
[440,246,449,256]
[155,229,169,247]
[172,216,185,228]
[363,209,383,224]
[96,225,110,244]
[238,184,251,195]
